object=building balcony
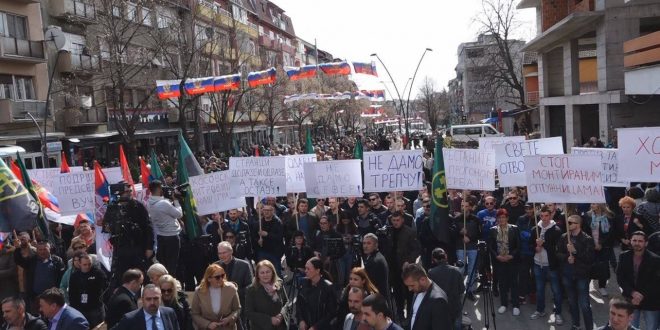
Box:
[202,43,236,60]
[521,11,603,52]
[281,43,296,55]
[526,91,539,105]
[0,37,46,63]
[63,106,107,127]
[50,0,96,24]
[259,35,273,48]
[623,30,660,94]
[237,22,259,38]
[58,53,100,74]
[0,99,48,124]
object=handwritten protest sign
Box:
[479,136,526,151]
[525,154,605,203]
[443,148,496,191]
[303,160,363,198]
[190,170,247,215]
[571,148,627,187]
[617,127,660,182]
[28,166,83,192]
[494,136,564,187]
[285,154,317,193]
[363,150,424,192]
[229,157,286,197]
[52,171,95,216]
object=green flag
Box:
[178,133,202,239]
[305,128,314,154]
[14,153,50,239]
[430,137,449,237]
[353,137,363,160]
[0,157,39,233]
[148,149,164,182]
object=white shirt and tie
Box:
[410,292,426,329]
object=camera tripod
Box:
[461,243,497,330]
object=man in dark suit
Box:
[361,294,404,330]
[215,241,252,329]
[362,233,390,302]
[105,268,144,328]
[37,288,88,330]
[111,284,179,330]
[387,211,421,321]
[402,263,451,330]
[1,297,47,330]
[427,248,464,330]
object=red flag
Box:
[118,145,136,197]
[254,146,260,157]
[60,151,70,173]
[10,160,22,181]
[140,157,150,188]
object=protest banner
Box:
[229,157,287,197]
[52,171,95,217]
[363,150,424,192]
[443,148,496,191]
[27,166,83,192]
[617,127,660,182]
[571,148,628,187]
[285,154,317,193]
[478,136,526,151]
[190,170,247,215]
[103,167,123,184]
[494,136,564,187]
[303,160,363,198]
[525,154,605,203]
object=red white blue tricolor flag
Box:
[214,74,241,91]
[248,67,277,88]
[184,77,215,95]
[156,80,182,100]
[319,61,351,76]
[285,65,317,80]
[352,62,378,76]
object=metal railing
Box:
[1,37,45,59]
[80,107,107,123]
[65,0,96,20]
[3,99,48,121]
[71,53,100,71]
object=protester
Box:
[105,268,144,328]
[596,298,637,330]
[159,274,193,330]
[296,257,338,330]
[148,180,183,276]
[244,260,288,330]
[38,288,88,330]
[362,233,391,304]
[111,284,180,329]
[488,209,521,316]
[68,253,107,327]
[402,263,452,330]
[0,297,47,330]
[361,293,403,330]
[191,264,241,330]
[428,248,464,330]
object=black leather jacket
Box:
[296,278,338,329]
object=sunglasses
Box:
[212,274,226,280]
[485,202,495,205]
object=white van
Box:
[445,124,504,143]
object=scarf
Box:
[590,213,610,234]
[497,225,509,256]
[262,283,280,302]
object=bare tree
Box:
[418,77,449,133]
[474,0,526,108]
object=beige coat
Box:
[191,281,241,330]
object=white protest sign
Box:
[303,160,363,198]
[479,136,526,151]
[285,154,317,193]
[494,136,564,187]
[190,170,247,215]
[363,150,424,192]
[52,171,95,216]
[617,127,660,182]
[443,148,496,191]
[571,148,628,187]
[525,154,605,203]
[28,166,83,192]
[229,157,287,197]
[104,167,123,184]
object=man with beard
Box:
[356,200,380,236]
[387,212,421,323]
[343,287,371,330]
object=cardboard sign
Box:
[494,137,564,187]
[525,154,605,203]
[571,148,628,187]
[28,166,83,192]
[443,148,496,191]
[363,150,424,192]
[52,172,95,216]
[285,154,317,193]
[229,157,287,197]
[478,136,526,151]
[190,170,247,215]
[103,167,123,184]
[617,127,660,182]
[303,160,363,198]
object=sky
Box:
[274,0,536,99]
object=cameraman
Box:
[147,180,183,276]
[101,181,154,288]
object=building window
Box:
[157,13,171,28]
[0,75,35,100]
[232,5,247,24]
[141,7,152,26]
[258,26,264,36]
[0,75,14,99]
[112,4,122,17]
[126,2,137,22]
[0,13,28,39]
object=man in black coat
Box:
[105,269,143,328]
[362,233,390,301]
[616,231,660,330]
[386,212,421,322]
[402,263,451,330]
[251,204,285,277]
[68,253,108,328]
[427,248,464,329]
[14,240,65,313]
[111,284,179,330]
[487,209,521,316]
[0,297,47,330]
[215,241,252,329]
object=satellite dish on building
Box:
[45,27,67,50]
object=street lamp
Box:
[371,53,405,136]
[404,48,432,147]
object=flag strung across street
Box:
[319,61,351,75]
[248,67,277,88]
[213,73,241,91]
[156,80,182,100]
[352,62,378,76]
[286,65,317,80]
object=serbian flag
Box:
[353,62,378,76]
[361,90,385,102]
[118,145,136,197]
[93,161,112,271]
[10,160,60,215]
[214,74,241,91]
[247,68,276,88]
[285,65,317,80]
[184,77,215,95]
[60,151,70,173]
[319,61,351,76]
[156,80,182,99]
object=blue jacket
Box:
[53,305,89,330]
[477,208,497,241]
[516,215,535,257]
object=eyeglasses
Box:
[161,288,173,293]
[485,202,495,206]
[212,274,226,280]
